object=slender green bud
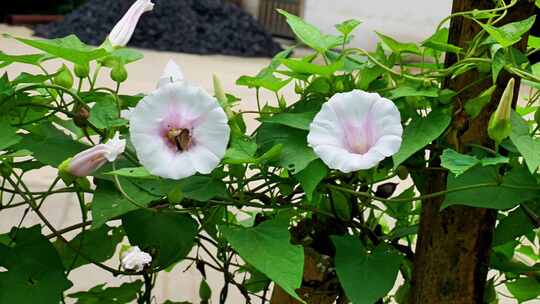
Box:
[74,63,90,78]
[110,64,128,83]
[488,78,515,145]
[54,64,74,89]
[213,74,234,119]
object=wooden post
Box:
[409,1,535,303]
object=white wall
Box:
[246,0,453,50]
[304,0,453,49]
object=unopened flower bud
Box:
[121,246,152,271]
[111,64,128,83]
[54,64,73,89]
[73,104,90,128]
[74,63,90,78]
[213,74,234,119]
[397,165,409,180]
[199,279,212,301]
[59,132,125,177]
[488,78,515,145]
[108,0,154,48]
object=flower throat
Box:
[167,128,192,152]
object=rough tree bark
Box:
[410,1,535,304]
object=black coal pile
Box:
[35,0,282,57]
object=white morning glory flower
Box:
[121,246,152,271]
[307,90,403,173]
[108,0,154,48]
[65,132,126,177]
[129,61,230,180]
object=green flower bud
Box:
[397,165,409,180]
[58,157,75,185]
[294,82,303,94]
[74,63,90,78]
[53,64,74,89]
[199,279,212,301]
[335,80,345,92]
[488,78,515,145]
[110,64,128,83]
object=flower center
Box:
[167,128,192,152]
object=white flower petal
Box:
[187,145,220,174]
[157,60,184,88]
[307,89,403,172]
[121,246,152,271]
[103,131,126,161]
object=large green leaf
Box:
[260,112,316,131]
[440,148,479,176]
[529,35,540,49]
[0,116,21,151]
[278,10,342,53]
[332,236,403,304]
[14,123,87,166]
[106,167,155,179]
[99,48,144,67]
[177,175,229,202]
[54,225,123,270]
[10,34,107,65]
[493,203,540,246]
[223,136,258,164]
[491,45,506,82]
[393,108,451,167]
[421,27,462,54]
[335,19,362,36]
[295,159,327,201]
[506,278,540,303]
[91,179,159,228]
[376,32,421,55]
[122,209,198,268]
[479,16,536,48]
[510,112,540,173]
[88,97,128,129]
[389,85,439,99]
[236,48,293,92]
[0,226,72,303]
[256,123,318,173]
[280,58,344,77]
[0,51,51,67]
[442,165,540,209]
[464,85,496,118]
[68,281,143,304]
[221,219,304,300]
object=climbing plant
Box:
[0,0,539,303]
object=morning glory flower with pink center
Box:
[63,132,126,177]
[129,61,230,180]
[307,90,403,173]
[121,246,152,271]
[108,0,154,48]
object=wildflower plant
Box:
[0,1,540,303]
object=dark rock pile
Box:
[35,0,282,57]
